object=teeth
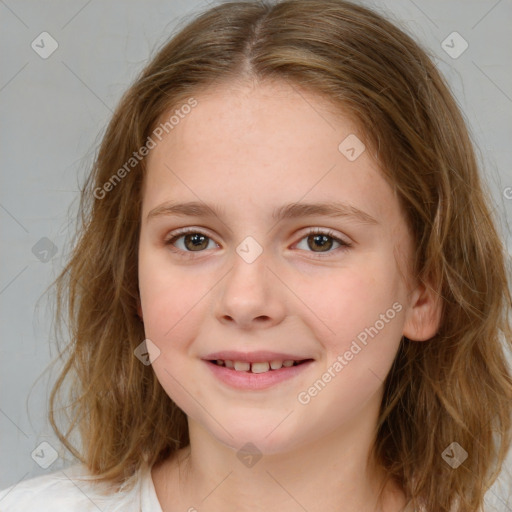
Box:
[251,362,270,373]
[214,359,305,373]
[234,361,250,371]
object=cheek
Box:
[294,256,405,348]
[138,246,206,343]
[138,255,206,411]
[293,262,405,419]
[140,290,203,359]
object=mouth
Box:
[202,352,315,390]
[208,358,313,374]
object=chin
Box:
[200,412,310,456]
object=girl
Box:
[1,0,511,511]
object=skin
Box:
[137,79,441,512]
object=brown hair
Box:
[48,1,512,510]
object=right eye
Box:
[164,228,219,256]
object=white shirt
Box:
[0,463,163,511]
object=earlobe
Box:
[402,280,442,341]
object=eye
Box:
[294,228,352,257]
[164,228,218,255]
[163,227,352,258]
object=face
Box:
[138,79,418,455]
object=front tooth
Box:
[251,362,270,373]
[234,361,250,371]
[282,360,294,367]
[270,360,283,370]
[224,360,234,368]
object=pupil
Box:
[309,234,332,252]
[186,233,208,251]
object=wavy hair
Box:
[48,1,512,510]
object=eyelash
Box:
[163,227,352,259]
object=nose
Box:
[215,249,287,330]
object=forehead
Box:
[157,79,356,159]
[142,80,395,226]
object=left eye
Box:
[164,228,352,256]
[295,229,351,254]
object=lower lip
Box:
[203,360,314,390]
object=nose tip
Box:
[216,260,287,329]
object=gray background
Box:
[1,0,511,508]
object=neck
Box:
[152,394,407,512]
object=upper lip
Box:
[202,351,313,363]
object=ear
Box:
[137,299,143,321]
[402,278,442,341]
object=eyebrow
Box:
[146,200,379,225]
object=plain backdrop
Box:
[1,0,511,509]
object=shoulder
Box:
[0,463,149,512]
